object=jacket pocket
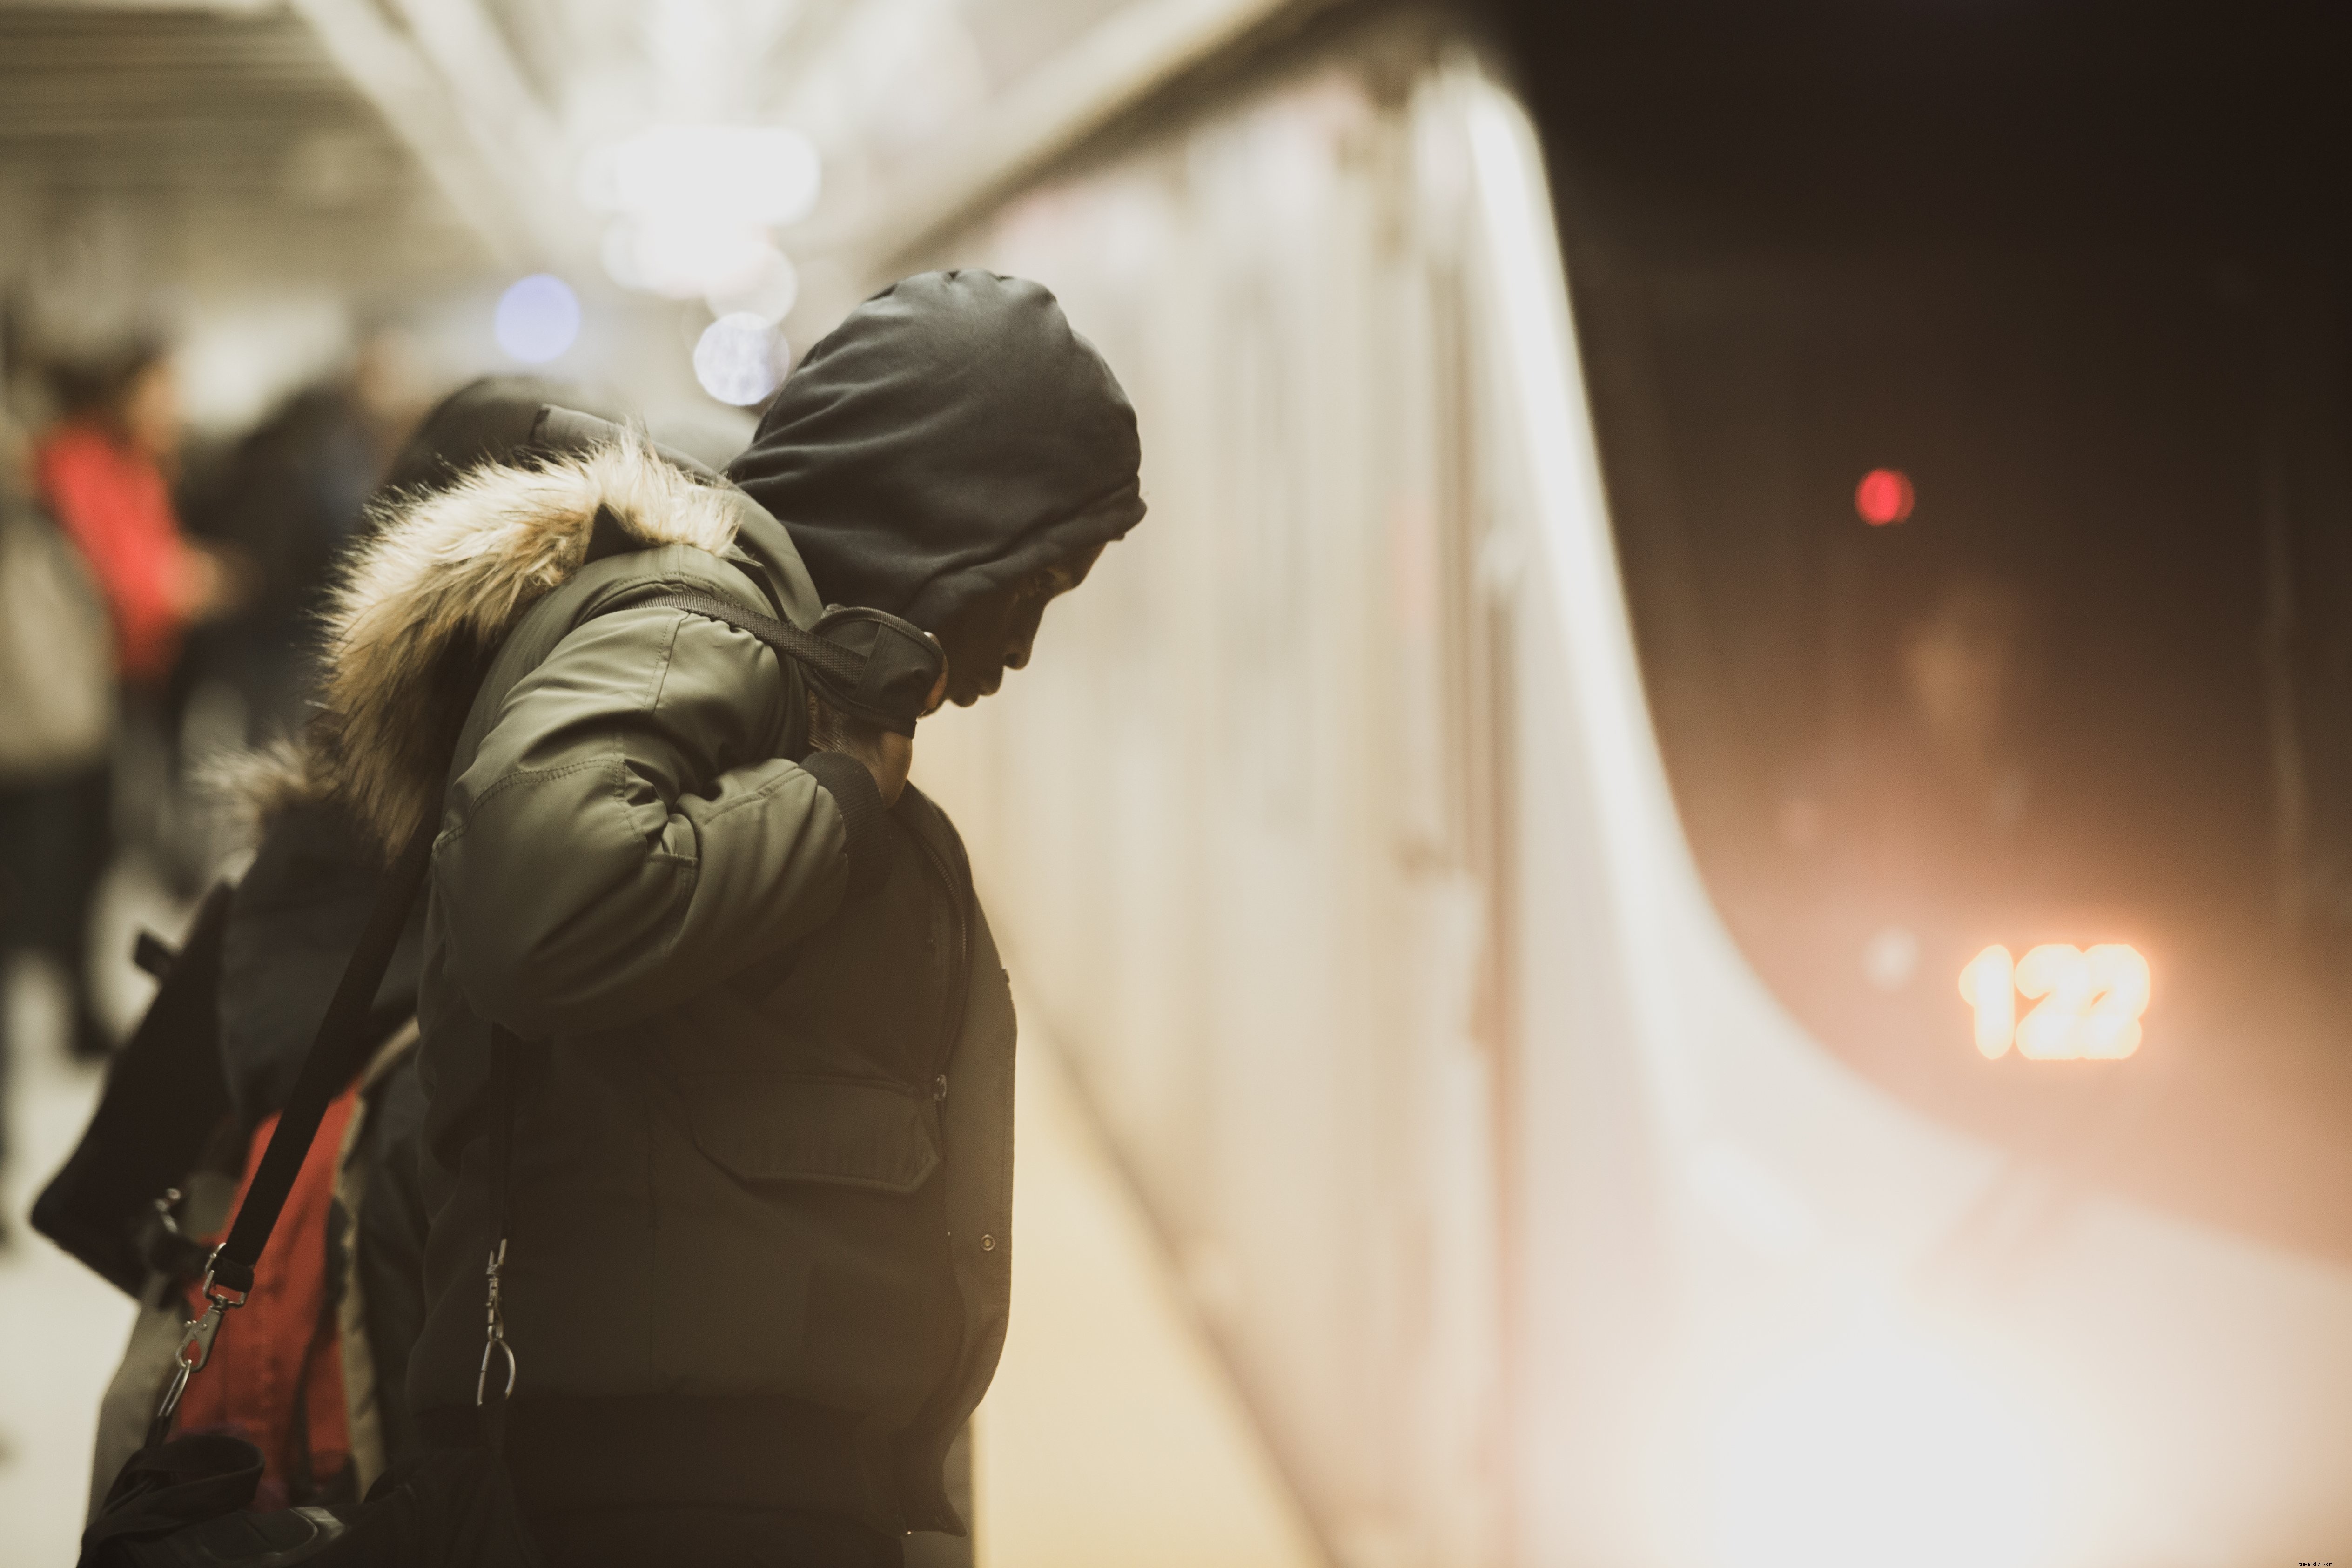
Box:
[672,1072,941,1195]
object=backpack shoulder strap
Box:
[152,819,430,1442]
[206,821,431,1301]
[626,587,865,688]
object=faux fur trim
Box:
[198,736,325,840]
[304,437,739,849]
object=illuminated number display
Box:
[1957,944,2149,1060]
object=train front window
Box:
[1576,247,2352,1251]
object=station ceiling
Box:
[0,0,1284,269]
[0,0,1299,416]
[0,5,418,198]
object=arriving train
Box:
[869,2,2352,1562]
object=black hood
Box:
[726,269,1144,629]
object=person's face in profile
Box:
[929,543,1107,707]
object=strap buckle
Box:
[197,1244,251,1313]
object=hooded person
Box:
[270,271,1142,1566]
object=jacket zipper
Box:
[910,828,972,1118]
[904,819,981,1514]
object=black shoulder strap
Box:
[207,819,433,1297]
[631,588,864,686]
[150,816,432,1443]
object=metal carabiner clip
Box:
[476,1238,517,1405]
[149,1245,248,1442]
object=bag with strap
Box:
[76,551,945,1566]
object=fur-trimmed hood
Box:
[256,438,740,850]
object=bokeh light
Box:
[580,125,820,307]
[1855,467,1915,525]
[616,220,776,302]
[583,125,821,228]
[1862,924,1919,992]
[493,274,580,363]
[694,312,788,405]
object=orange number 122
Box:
[1958,943,2149,1060]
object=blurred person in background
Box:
[33,339,247,989]
[180,328,425,747]
[0,402,115,1211]
[39,339,242,698]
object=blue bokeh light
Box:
[693,312,787,405]
[494,274,581,363]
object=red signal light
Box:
[1855,468,1915,526]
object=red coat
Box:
[36,422,194,684]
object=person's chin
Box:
[950,672,1005,707]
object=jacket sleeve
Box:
[431,603,887,1038]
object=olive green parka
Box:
[304,435,1015,1534]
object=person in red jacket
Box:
[36,342,235,687]
[12,343,238,1064]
